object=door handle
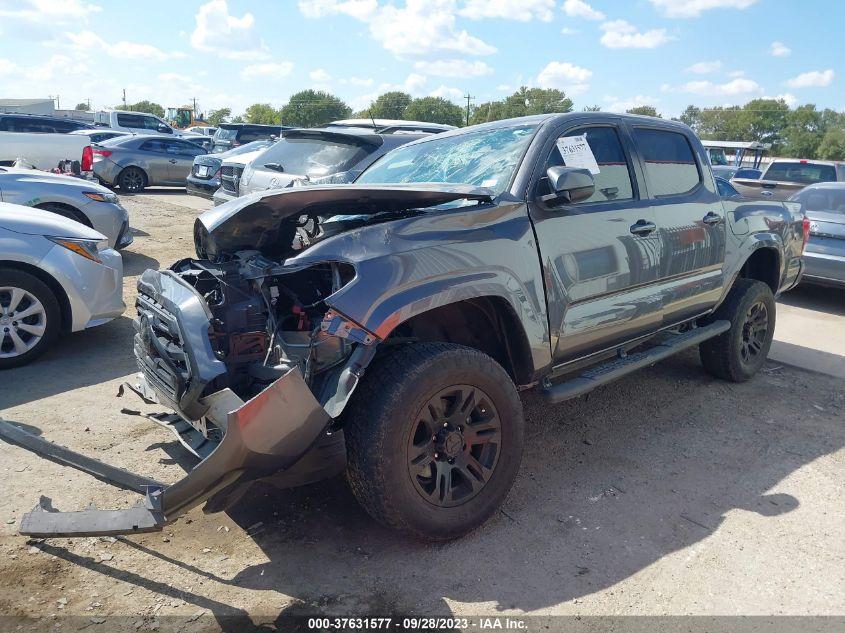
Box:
[630,219,656,236]
[169,158,177,164]
[702,212,723,225]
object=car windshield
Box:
[356,124,538,195]
[764,162,837,184]
[215,128,238,141]
[255,136,371,178]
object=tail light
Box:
[802,215,810,253]
[81,146,93,172]
[93,148,112,158]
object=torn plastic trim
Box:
[7,367,331,538]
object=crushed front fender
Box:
[3,367,331,538]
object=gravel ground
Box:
[0,190,843,629]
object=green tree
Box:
[124,100,165,118]
[781,104,824,158]
[469,87,572,125]
[817,129,845,160]
[366,91,413,119]
[679,105,702,131]
[503,87,573,117]
[404,97,464,127]
[244,103,281,125]
[279,90,351,128]
[739,98,791,150]
[231,114,245,123]
[74,102,91,111]
[207,107,232,127]
[626,105,661,118]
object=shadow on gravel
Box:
[30,350,845,628]
[0,316,136,410]
[121,250,160,276]
[779,283,845,316]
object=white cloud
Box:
[686,60,722,74]
[0,0,101,24]
[298,0,377,19]
[413,59,493,77]
[240,62,295,81]
[0,59,17,76]
[460,0,555,22]
[310,68,332,82]
[560,27,580,35]
[191,0,268,60]
[301,0,496,57]
[370,0,496,57]
[604,95,660,113]
[786,69,835,88]
[599,20,672,49]
[648,0,758,18]
[429,85,464,102]
[562,0,605,20]
[680,78,763,96]
[536,61,592,95]
[764,92,797,107]
[59,31,184,62]
[341,76,375,87]
[769,41,791,57]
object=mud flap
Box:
[1,368,331,537]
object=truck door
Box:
[528,121,662,364]
[628,125,726,324]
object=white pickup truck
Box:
[0,132,92,174]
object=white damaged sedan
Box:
[0,203,124,368]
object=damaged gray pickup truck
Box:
[7,113,808,541]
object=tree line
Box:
[105,88,845,160]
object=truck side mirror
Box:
[543,166,595,204]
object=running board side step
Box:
[542,320,731,404]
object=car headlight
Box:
[83,191,119,204]
[47,237,102,263]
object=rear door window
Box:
[633,128,701,197]
[117,113,145,129]
[139,140,167,153]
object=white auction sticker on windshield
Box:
[556,135,600,175]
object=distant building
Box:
[0,98,56,115]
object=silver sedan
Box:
[93,134,207,192]
[0,203,124,368]
[0,167,131,249]
[790,182,845,287]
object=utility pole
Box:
[122,89,127,108]
[464,93,475,126]
[191,97,198,114]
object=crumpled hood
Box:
[194,183,494,258]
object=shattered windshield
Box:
[356,124,537,195]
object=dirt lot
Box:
[1,190,843,628]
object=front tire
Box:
[699,279,776,382]
[0,269,61,369]
[117,167,147,193]
[344,343,524,541]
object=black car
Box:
[0,114,93,133]
[211,123,289,153]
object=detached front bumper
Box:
[4,366,331,537]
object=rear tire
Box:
[0,269,61,369]
[344,343,524,541]
[699,279,775,382]
[117,167,147,193]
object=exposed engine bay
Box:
[169,252,359,405]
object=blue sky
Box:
[0,0,839,118]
